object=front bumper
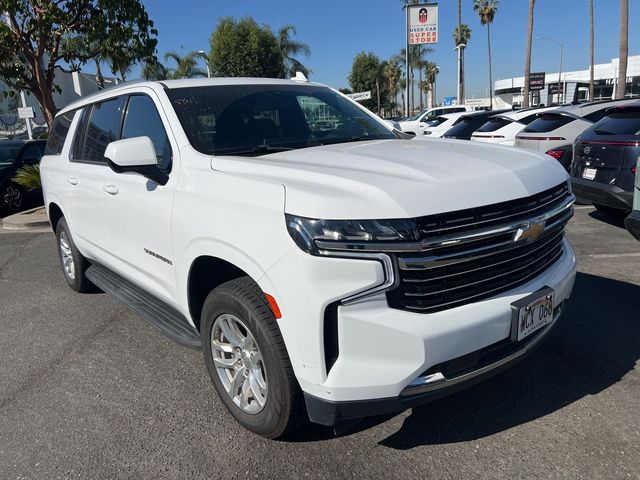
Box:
[571,177,633,211]
[625,210,640,240]
[305,300,566,426]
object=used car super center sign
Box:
[408,4,438,45]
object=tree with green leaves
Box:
[163,51,208,79]
[383,58,402,116]
[424,61,439,108]
[0,0,158,126]
[277,25,311,78]
[453,23,471,104]
[473,0,499,109]
[209,17,284,78]
[348,51,387,114]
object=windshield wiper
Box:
[249,144,296,153]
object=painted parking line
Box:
[588,252,640,259]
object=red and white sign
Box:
[408,4,438,45]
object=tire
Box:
[0,182,24,214]
[201,277,304,439]
[593,203,629,217]
[55,217,93,292]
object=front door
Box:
[103,92,179,304]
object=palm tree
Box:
[141,58,169,81]
[163,51,208,79]
[277,25,311,78]
[424,61,439,108]
[453,24,471,104]
[384,58,402,116]
[589,0,595,100]
[473,0,499,109]
[522,0,535,108]
[413,46,427,109]
[616,0,628,99]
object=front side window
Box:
[73,97,124,163]
[122,95,173,172]
[166,85,395,156]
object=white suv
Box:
[41,78,577,438]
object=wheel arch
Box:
[187,255,254,332]
[48,202,65,232]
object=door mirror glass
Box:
[104,137,168,185]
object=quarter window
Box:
[122,95,173,172]
[45,111,75,155]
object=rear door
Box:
[64,97,124,263]
[103,92,179,303]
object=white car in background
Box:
[416,112,467,138]
[515,99,639,170]
[471,106,559,146]
[398,105,473,136]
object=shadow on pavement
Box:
[287,272,640,446]
[588,210,628,229]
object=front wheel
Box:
[201,277,304,439]
[55,217,93,292]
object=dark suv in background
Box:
[0,139,46,213]
[570,103,640,217]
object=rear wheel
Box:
[593,203,629,217]
[201,277,304,439]
[55,217,93,292]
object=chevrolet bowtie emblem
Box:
[514,218,546,243]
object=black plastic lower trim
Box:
[625,210,640,240]
[86,263,201,349]
[304,311,561,427]
[570,178,633,211]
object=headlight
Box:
[286,214,418,254]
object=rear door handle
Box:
[67,177,78,185]
[103,184,119,195]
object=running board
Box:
[86,263,202,350]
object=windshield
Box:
[0,146,21,166]
[166,84,396,156]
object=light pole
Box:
[198,50,210,78]
[535,37,564,104]
[455,43,466,105]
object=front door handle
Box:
[103,184,119,195]
[67,177,78,185]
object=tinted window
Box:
[20,143,45,165]
[122,95,173,172]
[584,108,611,123]
[590,111,640,136]
[73,97,124,163]
[45,111,75,155]
[0,146,22,166]
[443,117,474,137]
[167,85,395,156]
[476,117,512,133]
[523,114,574,133]
[519,113,540,125]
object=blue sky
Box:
[138,0,639,101]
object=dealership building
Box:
[493,54,640,108]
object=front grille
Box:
[386,182,573,313]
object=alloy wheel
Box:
[59,231,75,280]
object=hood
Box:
[210,138,569,219]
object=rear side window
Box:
[72,97,124,163]
[584,108,611,124]
[523,114,573,133]
[519,113,540,125]
[443,117,473,136]
[121,95,173,172]
[20,143,45,165]
[476,117,511,133]
[591,111,640,136]
[45,111,75,155]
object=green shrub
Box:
[12,164,41,191]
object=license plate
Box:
[582,167,597,180]
[511,288,555,341]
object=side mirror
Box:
[104,137,168,186]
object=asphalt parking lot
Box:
[0,206,639,480]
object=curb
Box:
[1,206,51,232]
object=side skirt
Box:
[86,263,201,349]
